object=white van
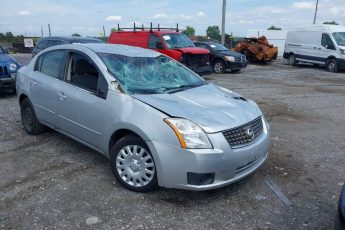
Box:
[284,25,345,72]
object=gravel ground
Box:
[1,54,344,230]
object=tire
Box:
[231,69,241,73]
[288,54,297,66]
[20,98,46,134]
[110,135,158,192]
[326,59,339,73]
[213,60,225,74]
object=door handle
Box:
[30,80,38,86]
[58,92,67,101]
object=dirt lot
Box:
[1,54,345,229]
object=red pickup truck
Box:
[108,24,213,75]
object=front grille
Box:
[183,54,209,67]
[223,117,263,148]
[0,66,9,77]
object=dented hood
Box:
[173,47,210,55]
[132,84,262,133]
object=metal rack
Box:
[116,23,180,32]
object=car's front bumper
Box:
[0,74,16,89]
[147,119,270,190]
[225,61,248,70]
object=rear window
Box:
[35,50,66,79]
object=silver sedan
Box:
[16,44,270,192]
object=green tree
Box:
[5,32,14,37]
[111,28,123,32]
[323,21,339,25]
[0,33,4,38]
[267,25,282,30]
[206,26,221,41]
[72,33,81,37]
[183,26,195,37]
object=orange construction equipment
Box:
[233,36,278,62]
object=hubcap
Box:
[328,62,335,71]
[116,145,155,187]
[23,105,34,128]
[214,62,223,73]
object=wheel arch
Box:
[108,128,144,157]
[19,93,29,105]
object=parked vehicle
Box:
[108,24,213,76]
[32,36,103,57]
[233,36,278,62]
[284,25,345,72]
[194,41,247,73]
[16,43,270,192]
[0,45,21,92]
[336,183,345,230]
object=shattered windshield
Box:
[162,33,195,49]
[332,32,345,46]
[209,43,229,51]
[98,53,207,95]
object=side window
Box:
[67,53,99,92]
[321,34,335,50]
[39,50,66,79]
[148,35,163,49]
[47,39,58,47]
[36,40,48,49]
[56,40,66,45]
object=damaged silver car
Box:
[16,43,270,192]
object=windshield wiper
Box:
[165,83,205,94]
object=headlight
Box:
[340,49,345,55]
[9,63,17,71]
[164,118,212,149]
[224,56,235,62]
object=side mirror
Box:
[156,41,164,49]
[97,75,108,99]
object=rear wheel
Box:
[110,135,158,192]
[326,59,339,72]
[288,54,297,66]
[213,60,225,74]
[20,98,46,134]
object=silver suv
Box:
[16,44,270,192]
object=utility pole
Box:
[313,0,319,24]
[221,0,226,45]
[41,26,43,37]
[48,24,51,36]
[103,25,106,38]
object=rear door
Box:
[29,50,67,128]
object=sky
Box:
[0,0,344,37]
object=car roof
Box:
[195,41,218,45]
[112,30,181,34]
[40,36,102,42]
[61,43,160,58]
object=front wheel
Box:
[326,59,339,72]
[20,98,46,134]
[288,54,297,66]
[110,135,158,192]
[213,60,225,74]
